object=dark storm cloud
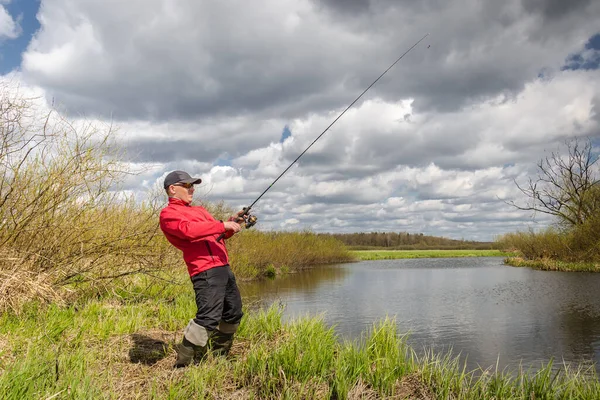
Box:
[42,60,332,121]
[521,0,593,20]
[314,0,371,14]
[123,139,217,163]
[22,0,599,125]
[314,0,447,16]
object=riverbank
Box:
[352,249,512,260]
[1,276,599,400]
[5,255,597,398]
[504,256,600,272]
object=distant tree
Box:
[509,138,600,227]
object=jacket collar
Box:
[168,197,191,207]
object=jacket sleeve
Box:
[160,210,225,240]
[222,216,236,240]
[223,227,235,240]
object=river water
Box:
[238,257,600,374]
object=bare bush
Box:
[509,138,600,227]
[503,137,600,263]
[0,82,174,310]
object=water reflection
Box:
[239,264,350,302]
[239,257,600,375]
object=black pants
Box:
[191,264,243,331]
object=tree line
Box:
[317,232,494,250]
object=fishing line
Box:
[218,33,429,240]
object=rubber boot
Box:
[209,321,239,357]
[193,339,208,364]
[173,319,209,368]
[209,330,235,357]
[174,337,196,368]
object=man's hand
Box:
[217,208,253,242]
[223,221,242,233]
[229,209,249,224]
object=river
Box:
[239,257,600,375]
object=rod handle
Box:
[216,207,252,242]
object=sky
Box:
[1,0,599,241]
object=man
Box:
[159,170,246,368]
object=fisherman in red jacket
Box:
[159,170,246,368]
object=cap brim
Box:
[180,177,202,184]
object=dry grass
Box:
[394,373,434,400]
[505,256,600,272]
[0,255,68,314]
[347,379,379,399]
[88,329,257,399]
[96,333,434,400]
[92,329,178,398]
[497,219,600,270]
[0,334,13,368]
[343,374,435,400]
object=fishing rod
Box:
[217,33,429,242]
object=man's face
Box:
[169,182,195,203]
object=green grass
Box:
[1,273,598,399]
[352,249,513,260]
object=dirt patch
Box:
[347,379,379,399]
[346,374,435,400]
[0,334,14,368]
[128,330,174,365]
[95,329,180,398]
[394,373,434,400]
[94,328,254,399]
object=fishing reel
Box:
[244,214,258,229]
[234,207,258,229]
[233,207,257,229]
[217,207,257,242]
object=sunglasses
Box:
[173,182,194,189]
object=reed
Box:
[497,229,600,272]
[227,230,354,279]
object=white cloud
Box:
[0,4,20,39]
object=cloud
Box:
[521,0,593,21]
[261,71,599,177]
[0,3,21,40]
[563,34,600,71]
[81,66,596,241]
[21,0,600,121]
[3,0,600,241]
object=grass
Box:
[1,274,598,399]
[2,87,599,397]
[227,230,354,279]
[352,249,513,261]
[504,256,600,272]
[496,229,600,272]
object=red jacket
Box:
[159,197,233,277]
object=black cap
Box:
[163,170,202,189]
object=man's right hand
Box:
[223,221,242,233]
